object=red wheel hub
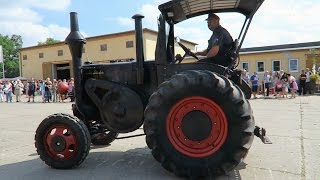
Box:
[44,124,78,160]
[166,96,228,158]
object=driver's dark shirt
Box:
[207,25,233,56]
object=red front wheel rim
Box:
[44,124,78,160]
[166,96,228,158]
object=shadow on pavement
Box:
[0,147,245,180]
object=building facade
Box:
[19,28,197,80]
[239,41,320,77]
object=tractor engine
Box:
[68,14,148,134]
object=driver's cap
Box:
[206,13,220,21]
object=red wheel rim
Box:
[44,124,78,160]
[166,96,228,158]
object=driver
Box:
[195,13,234,67]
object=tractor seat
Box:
[227,39,239,69]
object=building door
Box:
[42,62,53,80]
[56,63,70,80]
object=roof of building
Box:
[19,28,197,51]
[240,41,320,54]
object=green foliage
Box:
[0,34,22,78]
[38,38,60,45]
[310,74,319,83]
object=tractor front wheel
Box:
[144,70,254,178]
[35,113,91,169]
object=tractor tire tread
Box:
[144,70,255,178]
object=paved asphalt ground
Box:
[0,95,319,180]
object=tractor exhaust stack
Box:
[65,12,86,92]
[132,14,145,85]
[65,12,86,104]
[65,12,98,119]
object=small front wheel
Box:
[35,113,91,169]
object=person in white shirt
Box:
[262,71,271,96]
[241,69,250,84]
[14,79,24,102]
[305,68,312,94]
[4,80,13,103]
[0,80,4,102]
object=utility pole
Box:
[0,45,4,79]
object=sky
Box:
[0,0,320,50]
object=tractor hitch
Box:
[254,126,272,144]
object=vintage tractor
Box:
[35,0,270,178]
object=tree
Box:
[0,34,22,78]
[38,38,60,45]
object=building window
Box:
[23,55,27,60]
[289,59,298,72]
[126,41,134,48]
[100,44,107,51]
[241,62,249,72]
[58,50,63,56]
[39,53,44,58]
[272,60,281,72]
[257,61,265,72]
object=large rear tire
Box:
[35,113,91,169]
[144,70,254,178]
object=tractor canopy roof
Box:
[159,0,265,24]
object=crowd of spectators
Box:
[242,68,314,99]
[0,78,75,103]
[0,69,318,103]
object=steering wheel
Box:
[177,42,199,60]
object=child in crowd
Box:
[288,74,298,98]
[281,73,289,98]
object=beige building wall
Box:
[239,49,310,77]
[21,43,72,80]
[144,31,157,60]
[20,29,197,80]
[85,34,136,62]
[143,30,196,61]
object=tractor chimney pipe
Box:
[70,12,79,32]
[65,12,86,109]
[132,14,145,85]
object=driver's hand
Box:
[175,54,183,61]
